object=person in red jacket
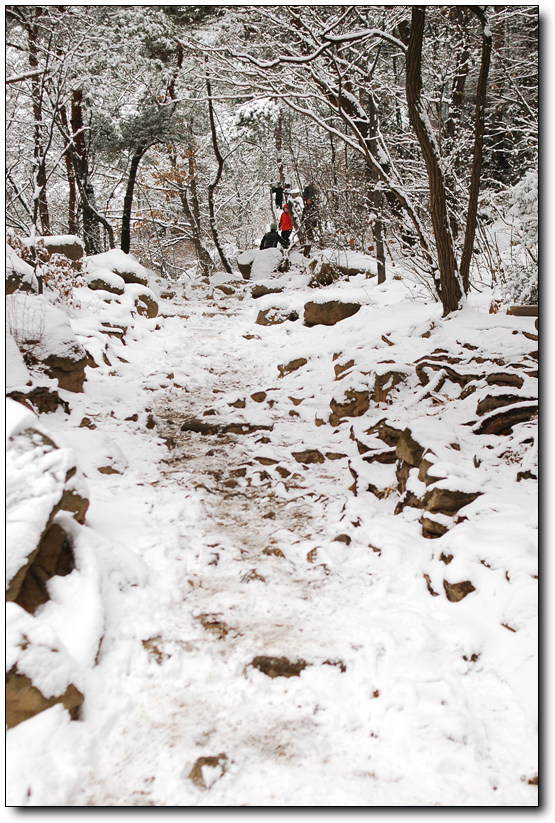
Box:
[279,203,293,247]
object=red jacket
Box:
[280,208,293,231]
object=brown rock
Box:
[423,487,482,515]
[41,237,84,265]
[276,466,291,478]
[396,460,411,494]
[308,260,338,287]
[329,390,369,424]
[443,580,476,602]
[7,386,61,415]
[43,352,88,393]
[421,516,450,539]
[506,304,538,317]
[485,372,524,388]
[87,276,124,295]
[334,360,355,380]
[237,250,256,279]
[476,394,530,416]
[134,292,158,318]
[396,428,425,467]
[12,522,75,614]
[79,416,97,429]
[6,429,89,605]
[6,668,83,729]
[262,547,285,558]
[6,269,37,295]
[58,487,89,524]
[373,371,407,403]
[188,754,227,789]
[251,391,267,403]
[250,656,307,678]
[256,308,298,326]
[112,267,149,287]
[180,418,272,436]
[278,358,307,377]
[362,449,397,464]
[142,637,168,664]
[100,323,127,341]
[251,284,284,298]
[292,449,325,464]
[394,490,423,513]
[304,300,361,326]
[417,457,444,485]
[473,403,538,436]
[365,419,404,447]
[423,573,440,596]
[196,614,230,639]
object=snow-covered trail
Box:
[39,276,536,807]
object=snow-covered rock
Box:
[86,249,155,288]
[85,268,126,295]
[6,329,62,414]
[33,235,84,265]
[6,399,89,606]
[6,243,39,295]
[6,293,89,393]
[6,602,84,729]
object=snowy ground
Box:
[6,260,538,807]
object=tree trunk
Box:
[59,105,79,235]
[120,148,146,254]
[460,9,493,294]
[368,95,386,284]
[71,90,105,253]
[206,63,232,274]
[184,138,214,277]
[27,12,50,236]
[405,6,462,314]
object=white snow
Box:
[5,244,538,807]
[5,329,32,390]
[6,293,87,364]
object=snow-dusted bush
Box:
[479,171,538,305]
[7,232,85,308]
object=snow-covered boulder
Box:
[6,329,62,414]
[251,248,284,280]
[237,249,257,279]
[6,294,89,393]
[37,235,84,266]
[6,603,84,728]
[6,399,89,609]
[86,248,154,287]
[85,267,125,295]
[312,249,378,280]
[6,243,39,295]
[238,248,284,280]
[83,250,159,317]
[125,282,159,318]
[304,300,361,326]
